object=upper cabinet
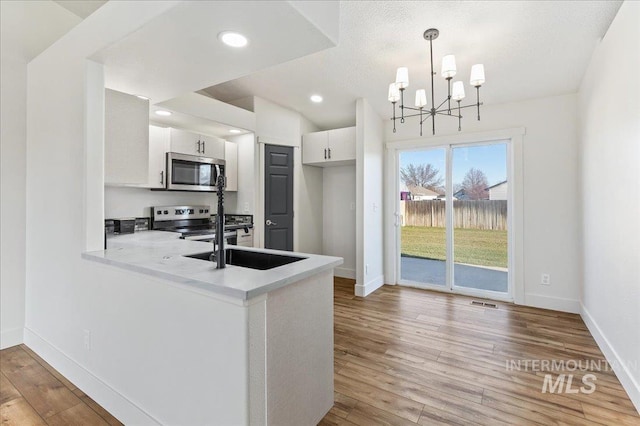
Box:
[302,126,356,167]
[148,125,170,189]
[104,89,150,185]
[169,128,225,159]
[224,141,238,192]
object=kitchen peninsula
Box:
[82,231,342,425]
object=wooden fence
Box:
[401,200,507,230]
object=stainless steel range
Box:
[225,214,254,247]
[150,205,253,246]
[151,205,234,243]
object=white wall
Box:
[229,133,256,215]
[253,97,324,254]
[298,116,324,254]
[386,93,581,312]
[355,99,385,296]
[578,1,640,411]
[323,166,356,279]
[104,186,229,219]
[0,0,80,349]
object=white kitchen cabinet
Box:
[104,89,149,185]
[148,125,170,189]
[327,126,356,162]
[302,131,329,164]
[302,126,356,167]
[200,134,225,159]
[169,128,225,159]
[224,141,238,191]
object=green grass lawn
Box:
[401,226,508,268]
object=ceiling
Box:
[201,1,622,130]
[150,111,252,138]
[53,1,107,19]
[1,0,81,61]
[92,1,337,105]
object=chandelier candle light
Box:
[388,28,485,136]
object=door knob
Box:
[266,219,277,226]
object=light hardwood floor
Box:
[0,344,122,425]
[1,278,638,425]
[321,278,639,425]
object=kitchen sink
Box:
[184,248,306,270]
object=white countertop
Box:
[82,231,343,301]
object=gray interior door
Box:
[264,144,294,251]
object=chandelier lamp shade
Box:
[388,28,485,136]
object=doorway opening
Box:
[398,140,511,299]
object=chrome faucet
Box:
[215,175,226,269]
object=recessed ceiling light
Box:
[310,95,323,103]
[229,129,242,134]
[136,95,149,100]
[218,31,248,48]
[155,110,172,116]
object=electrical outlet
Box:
[541,273,551,286]
[372,203,378,212]
[83,329,91,351]
[243,202,249,213]
[350,202,355,211]
[366,264,369,275]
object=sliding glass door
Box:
[397,141,511,299]
[399,148,447,287]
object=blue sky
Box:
[399,142,508,186]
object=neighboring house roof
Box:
[486,180,507,190]
[453,188,489,200]
[435,194,457,201]
[407,185,441,197]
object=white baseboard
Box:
[0,327,24,350]
[580,304,640,414]
[24,327,161,425]
[524,293,580,314]
[334,267,355,280]
[355,274,384,297]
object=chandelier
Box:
[388,28,485,136]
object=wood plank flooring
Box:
[1,278,637,425]
[0,344,122,426]
[320,277,639,426]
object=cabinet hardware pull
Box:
[328,148,331,159]
[324,148,327,159]
[202,141,206,154]
[197,140,201,153]
[160,170,164,185]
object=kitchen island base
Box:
[76,234,339,424]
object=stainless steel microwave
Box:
[166,152,225,192]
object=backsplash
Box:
[104,186,238,219]
[104,218,150,234]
